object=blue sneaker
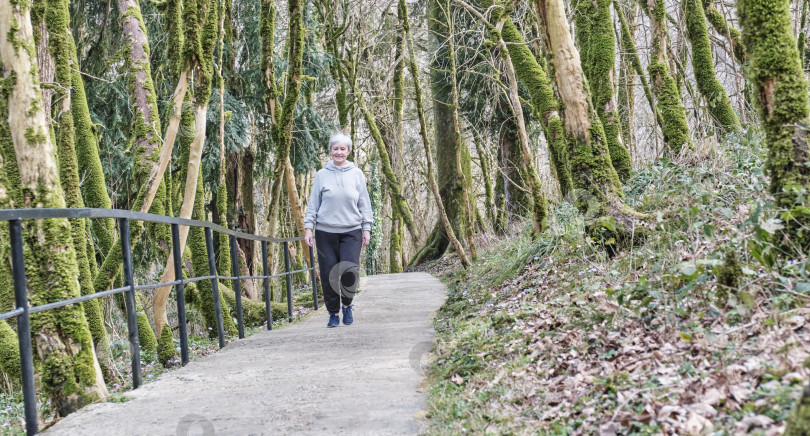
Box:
[327,313,339,328]
[342,305,354,325]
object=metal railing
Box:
[0,208,320,435]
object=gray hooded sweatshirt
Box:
[304,160,373,233]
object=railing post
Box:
[9,220,38,436]
[229,235,244,339]
[261,241,272,330]
[119,218,142,389]
[205,227,226,348]
[283,241,293,323]
[309,242,318,310]
[171,223,189,365]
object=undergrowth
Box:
[424,131,810,434]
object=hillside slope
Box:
[424,133,810,435]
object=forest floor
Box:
[422,132,810,435]
[41,273,445,435]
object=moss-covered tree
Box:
[484,0,573,197]
[0,0,108,413]
[615,2,664,135]
[574,0,633,180]
[46,0,111,378]
[153,0,221,336]
[683,0,741,132]
[702,0,744,64]
[535,0,644,247]
[738,0,810,252]
[400,0,470,268]
[639,0,691,153]
[412,0,477,264]
[264,0,305,271]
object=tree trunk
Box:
[616,0,637,156]
[640,0,691,153]
[684,0,741,132]
[574,0,633,181]
[703,0,744,64]
[536,0,643,248]
[416,0,476,263]
[402,0,470,268]
[738,0,810,252]
[355,88,418,238]
[615,2,664,134]
[485,0,573,198]
[265,0,304,259]
[0,0,108,413]
[0,100,22,384]
[153,0,219,335]
[47,0,112,379]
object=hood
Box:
[325,160,355,172]
[325,160,355,187]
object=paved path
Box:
[45,272,446,436]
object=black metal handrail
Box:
[0,208,320,435]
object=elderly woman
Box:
[304,133,373,328]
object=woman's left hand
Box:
[362,230,371,247]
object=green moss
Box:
[684,0,740,132]
[715,249,741,305]
[642,0,691,153]
[786,386,810,435]
[487,0,572,196]
[157,325,176,367]
[188,174,237,336]
[616,3,664,138]
[356,89,417,236]
[702,0,744,64]
[574,0,633,181]
[739,0,810,248]
[69,44,114,255]
[216,175,230,276]
[166,0,185,78]
[219,285,287,326]
[0,322,21,384]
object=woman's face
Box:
[330,143,350,166]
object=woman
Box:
[304,133,372,328]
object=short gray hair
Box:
[328,133,352,152]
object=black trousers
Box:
[315,229,362,314]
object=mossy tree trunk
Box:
[616,0,637,156]
[355,82,418,239]
[46,0,111,378]
[454,0,548,236]
[400,0,470,268]
[473,133,496,229]
[702,0,744,64]
[153,0,219,336]
[390,11,406,272]
[739,0,810,253]
[0,108,21,383]
[446,11,478,258]
[574,0,633,181]
[485,0,573,198]
[683,0,741,132]
[535,0,644,247]
[615,2,664,135]
[264,0,304,281]
[413,0,476,264]
[315,0,350,130]
[0,0,108,414]
[640,0,691,153]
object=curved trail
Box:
[46,272,446,436]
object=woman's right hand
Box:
[304,228,313,247]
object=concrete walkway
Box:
[45,272,446,436]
